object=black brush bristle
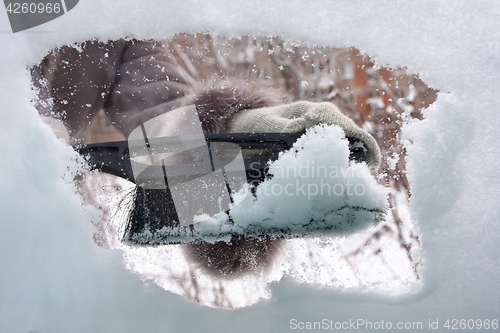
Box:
[124,186,179,240]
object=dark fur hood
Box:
[187,79,288,134]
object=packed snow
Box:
[130,124,387,244]
[229,125,387,232]
[1,0,499,332]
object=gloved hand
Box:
[226,101,381,169]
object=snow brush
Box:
[74,133,383,245]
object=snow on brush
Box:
[1,0,500,332]
[131,125,388,244]
[229,125,387,233]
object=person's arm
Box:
[32,39,192,142]
[103,39,192,137]
[31,40,128,141]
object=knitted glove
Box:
[227,101,381,169]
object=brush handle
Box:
[73,133,365,184]
[73,133,302,183]
[74,140,136,182]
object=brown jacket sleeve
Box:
[32,39,192,141]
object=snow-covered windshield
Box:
[1,2,499,332]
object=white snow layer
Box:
[1,1,499,332]
[230,125,388,232]
[131,125,387,244]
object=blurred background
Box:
[80,34,437,308]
